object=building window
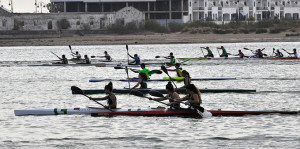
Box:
[48,21,52,30]
[213,2,216,6]
[254,2,255,7]
[2,19,7,27]
[205,2,207,7]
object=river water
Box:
[0,42,300,148]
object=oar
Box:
[126,44,129,65]
[125,66,131,88]
[130,90,168,106]
[216,48,221,56]
[71,86,110,110]
[149,90,205,113]
[161,65,177,88]
[50,51,60,59]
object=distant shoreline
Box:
[0,32,299,47]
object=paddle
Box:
[50,51,60,59]
[71,86,110,110]
[200,47,205,57]
[155,56,166,58]
[149,90,205,113]
[126,44,129,65]
[125,66,131,88]
[68,45,73,54]
[161,65,177,88]
[216,48,221,56]
[282,48,291,56]
[148,70,162,76]
[130,90,169,106]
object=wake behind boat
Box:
[14,107,299,116]
[71,88,256,94]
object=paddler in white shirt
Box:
[286,48,298,58]
[72,51,82,59]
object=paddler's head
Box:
[220,46,224,49]
[134,54,138,57]
[62,55,66,58]
[104,82,113,94]
[293,48,297,52]
[205,47,209,50]
[175,63,180,69]
[84,55,88,58]
[238,50,242,52]
[170,52,173,56]
[186,84,201,96]
[141,63,145,69]
[182,70,190,78]
[104,51,107,54]
[76,51,79,54]
[166,81,174,93]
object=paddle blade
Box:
[155,56,160,58]
[130,90,145,98]
[126,44,128,51]
[149,70,162,76]
[69,45,72,50]
[91,56,95,58]
[149,90,164,98]
[71,86,83,94]
[161,65,168,74]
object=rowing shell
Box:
[89,77,237,82]
[14,107,299,116]
[71,88,256,94]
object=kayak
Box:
[14,107,299,116]
[71,88,256,94]
[177,57,300,60]
[264,57,300,60]
[177,57,243,60]
[28,63,107,67]
[89,77,237,82]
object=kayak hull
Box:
[89,77,237,82]
[71,88,256,94]
[14,107,299,116]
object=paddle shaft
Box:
[126,44,129,65]
[50,51,61,59]
[200,47,205,57]
[161,65,178,88]
[125,66,131,88]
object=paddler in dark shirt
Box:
[178,84,203,112]
[130,72,148,89]
[89,82,117,109]
[58,55,68,64]
[84,55,91,64]
[234,50,245,58]
[273,49,284,58]
[204,47,214,58]
[149,82,180,109]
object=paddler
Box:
[58,55,68,64]
[167,63,183,77]
[165,52,176,65]
[72,51,82,59]
[149,82,180,109]
[130,63,150,78]
[89,82,117,109]
[130,72,148,89]
[84,55,91,64]
[204,47,214,58]
[128,53,141,65]
[179,70,191,88]
[218,46,229,57]
[273,49,284,58]
[234,50,245,58]
[252,49,264,58]
[286,48,298,58]
[178,84,203,111]
[103,51,112,61]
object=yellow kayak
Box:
[163,76,184,79]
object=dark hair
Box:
[141,63,145,68]
[104,51,107,54]
[134,54,138,57]
[175,63,180,67]
[170,52,173,56]
[182,70,190,78]
[166,81,174,92]
[139,72,148,81]
[105,82,113,91]
[186,84,200,96]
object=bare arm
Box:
[89,95,109,101]
[179,77,189,88]
[131,79,142,89]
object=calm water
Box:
[0,42,300,148]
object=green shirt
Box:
[138,68,150,78]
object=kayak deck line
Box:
[14,107,300,116]
[28,63,108,67]
[71,88,256,94]
[177,57,300,60]
[89,77,237,82]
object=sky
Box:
[1,0,50,13]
